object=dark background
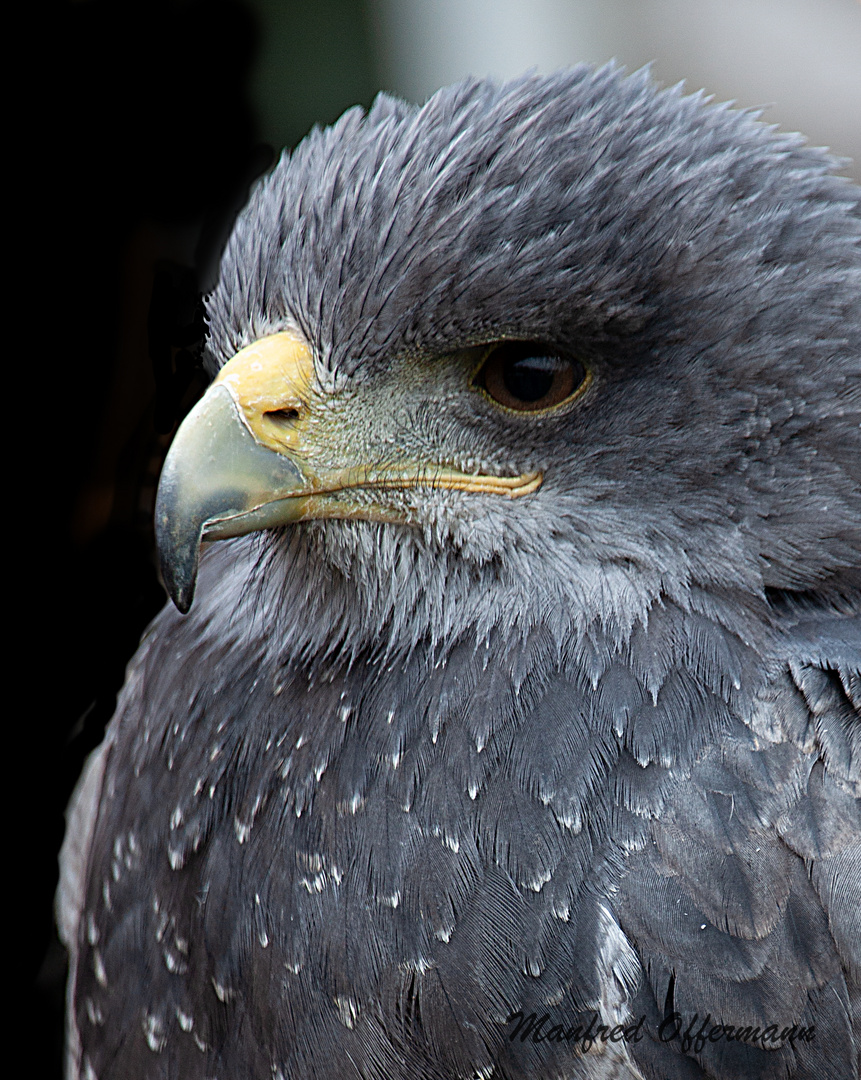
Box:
[27,2,376,1072]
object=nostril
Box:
[265,408,300,425]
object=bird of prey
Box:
[59,65,860,1080]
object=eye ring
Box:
[472,342,591,414]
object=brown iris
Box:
[473,342,588,412]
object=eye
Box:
[473,342,589,412]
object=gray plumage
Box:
[60,65,860,1079]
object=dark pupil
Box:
[503,353,559,402]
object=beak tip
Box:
[155,496,200,615]
[159,549,197,614]
[173,590,194,616]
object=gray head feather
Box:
[200,64,860,662]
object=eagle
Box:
[59,65,860,1080]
